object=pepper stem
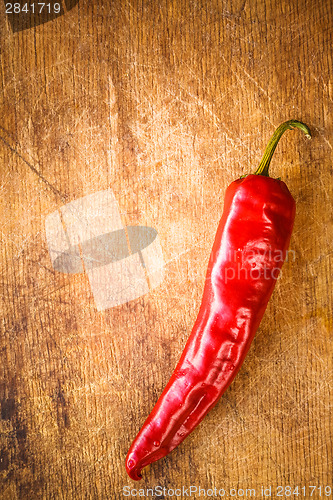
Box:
[254,120,311,177]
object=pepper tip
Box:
[126,456,143,481]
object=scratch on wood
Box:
[0,135,67,201]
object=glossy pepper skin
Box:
[126,120,311,481]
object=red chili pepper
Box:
[126,120,311,481]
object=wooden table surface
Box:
[0,1,332,498]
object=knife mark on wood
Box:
[0,135,68,202]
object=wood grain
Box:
[0,0,332,498]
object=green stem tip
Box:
[254,120,311,177]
